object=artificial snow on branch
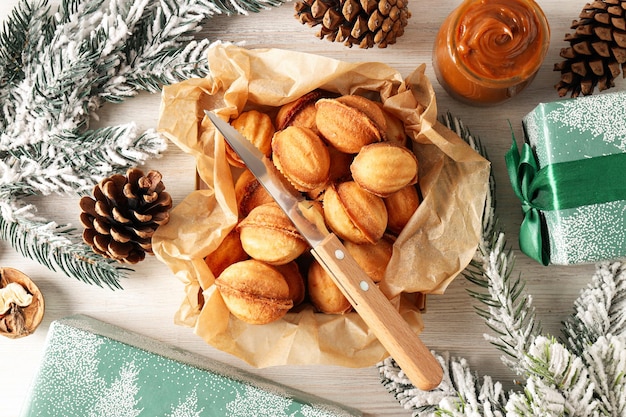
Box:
[0,202,128,289]
[378,114,626,417]
[0,0,287,288]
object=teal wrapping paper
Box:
[19,315,361,417]
[518,91,626,265]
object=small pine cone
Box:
[80,168,172,264]
[554,0,626,97]
[294,0,411,48]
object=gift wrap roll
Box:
[507,91,626,265]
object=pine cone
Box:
[554,0,626,97]
[79,168,172,264]
[294,0,411,48]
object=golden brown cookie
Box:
[336,95,387,138]
[344,235,395,283]
[275,90,323,132]
[204,228,249,277]
[350,142,418,197]
[306,145,354,201]
[377,104,408,147]
[315,98,383,153]
[215,259,293,324]
[272,126,331,192]
[307,260,352,314]
[237,202,308,265]
[323,181,388,244]
[274,261,306,307]
[234,169,274,218]
[384,185,421,234]
[226,110,275,168]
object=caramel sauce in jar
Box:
[433,0,550,105]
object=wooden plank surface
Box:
[0,1,608,415]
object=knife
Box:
[206,110,443,391]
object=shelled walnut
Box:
[0,267,44,339]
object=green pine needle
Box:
[0,212,127,289]
[0,0,288,288]
[380,113,626,416]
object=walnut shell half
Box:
[0,267,44,339]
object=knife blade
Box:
[206,110,443,391]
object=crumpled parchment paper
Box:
[153,43,490,368]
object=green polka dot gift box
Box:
[507,91,626,265]
[19,315,361,417]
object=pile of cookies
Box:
[205,91,421,325]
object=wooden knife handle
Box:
[311,234,443,391]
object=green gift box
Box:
[19,315,361,417]
[507,91,626,265]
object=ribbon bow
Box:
[505,137,626,265]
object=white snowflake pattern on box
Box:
[19,315,361,417]
[522,91,626,265]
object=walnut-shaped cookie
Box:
[234,169,274,218]
[350,142,418,197]
[274,261,306,307]
[306,145,354,201]
[377,104,408,147]
[272,126,331,193]
[226,110,274,168]
[307,260,352,315]
[204,228,249,278]
[315,97,384,153]
[215,259,293,325]
[385,185,421,235]
[344,235,395,283]
[323,181,388,244]
[275,90,323,132]
[336,95,387,138]
[237,202,308,265]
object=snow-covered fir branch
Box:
[439,114,541,374]
[1,125,166,198]
[563,262,626,357]
[561,262,626,416]
[379,353,508,417]
[378,115,626,417]
[0,201,127,289]
[464,230,540,375]
[0,0,287,287]
[506,336,600,417]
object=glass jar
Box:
[433,0,550,106]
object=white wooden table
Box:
[0,1,604,415]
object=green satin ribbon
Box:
[505,137,626,265]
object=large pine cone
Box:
[295,0,411,48]
[80,168,172,264]
[554,0,626,97]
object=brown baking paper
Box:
[153,43,490,368]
